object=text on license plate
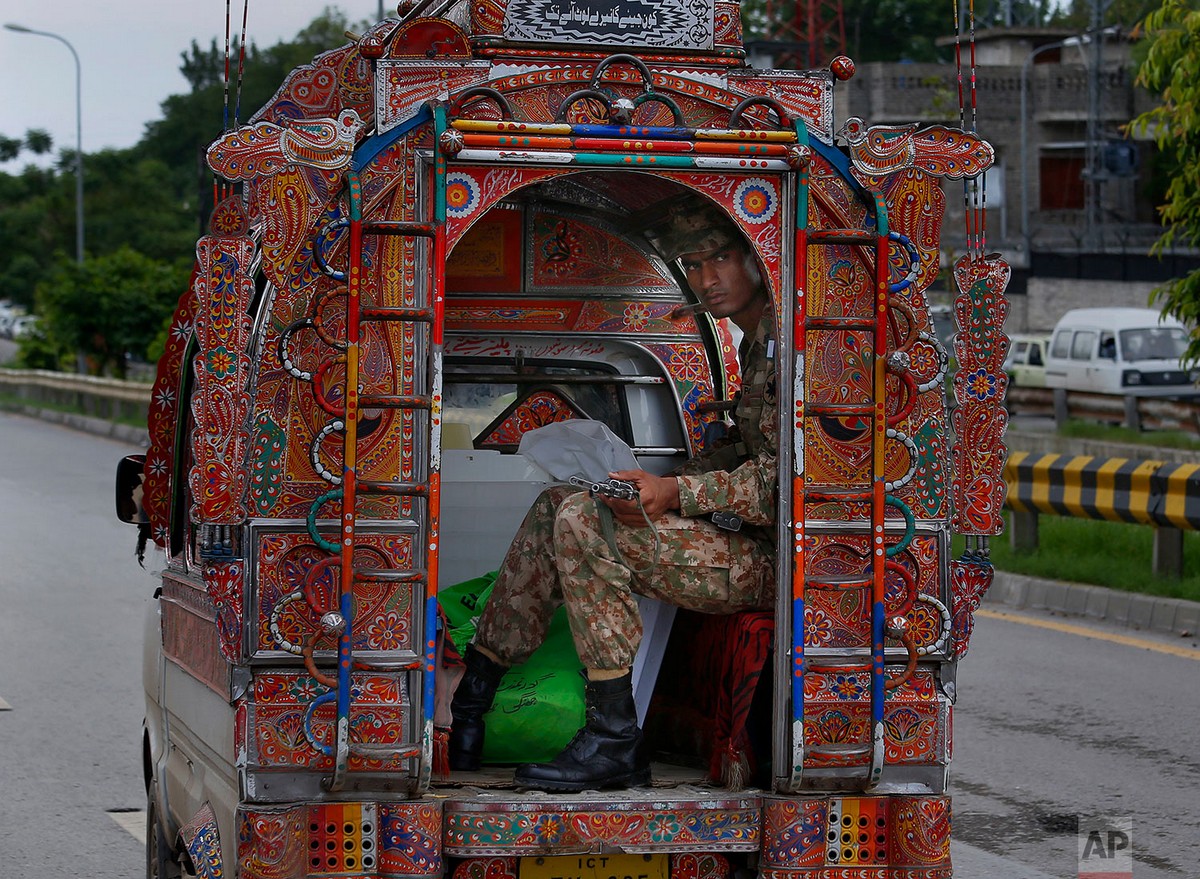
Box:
[520,853,669,879]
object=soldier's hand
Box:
[602,470,680,525]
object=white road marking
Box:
[978,607,1200,661]
[111,810,146,845]
[0,695,12,710]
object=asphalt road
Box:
[952,609,1200,877]
[0,412,151,875]
[1,411,1197,877]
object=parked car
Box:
[1045,307,1199,398]
[0,301,30,338]
[1004,333,1052,388]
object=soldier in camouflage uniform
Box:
[450,198,778,791]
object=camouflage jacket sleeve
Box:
[675,313,778,525]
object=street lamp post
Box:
[1083,15,1120,252]
[5,23,84,264]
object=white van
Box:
[1045,307,1199,398]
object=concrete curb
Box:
[985,571,1200,638]
[2,402,150,448]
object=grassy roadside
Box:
[976,514,1200,604]
[1056,418,1200,451]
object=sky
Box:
[0,1,383,173]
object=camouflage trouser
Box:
[473,486,774,670]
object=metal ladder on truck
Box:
[298,105,451,794]
[786,131,922,792]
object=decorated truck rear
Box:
[116,1,1010,876]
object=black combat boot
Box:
[514,671,651,792]
[449,645,507,771]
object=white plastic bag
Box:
[516,420,638,481]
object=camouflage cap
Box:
[657,197,742,261]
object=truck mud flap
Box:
[759,794,951,875]
[237,801,443,878]
[179,802,224,879]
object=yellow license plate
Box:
[520,854,668,879]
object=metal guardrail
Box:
[1008,386,1200,435]
[1004,449,1200,576]
[1005,451,1200,530]
[0,367,152,424]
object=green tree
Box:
[30,247,191,377]
[844,0,953,62]
[975,0,1057,27]
[82,149,198,261]
[23,129,53,155]
[0,128,53,162]
[1056,0,1165,30]
[141,8,357,232]
[743,0,1019,62]
[0,9,354,358]
[1130,0,1200,360]
[0,164,71,308]
[0,145,195,307]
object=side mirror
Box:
[116,454,149,524]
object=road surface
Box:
[0,411,152,874]
[952,606,1200,877]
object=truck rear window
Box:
[444,360,629,450]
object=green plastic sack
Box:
[439,572,585,764]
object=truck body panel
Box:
[119,4,1010,876]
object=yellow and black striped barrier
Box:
[1004,451,1200,531]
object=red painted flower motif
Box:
[963,368,998,402]
[368,611,405,651]
[289,676,322,702]
[670,345,706,383]
[908,341,940,375]
[906,602,941,649]
[205,346,237,378]
[623,303,650,331]
[532,814,564,843]
[831,673,865,700]
[804,607,833,646]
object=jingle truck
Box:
[116,1,1010,876]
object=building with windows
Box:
[831,28,1200,333]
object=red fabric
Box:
[433,606,461,781]
[646,610,774,784]
[706,611,774,782]
[439,604,464,667]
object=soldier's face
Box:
[680,244,763,323]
